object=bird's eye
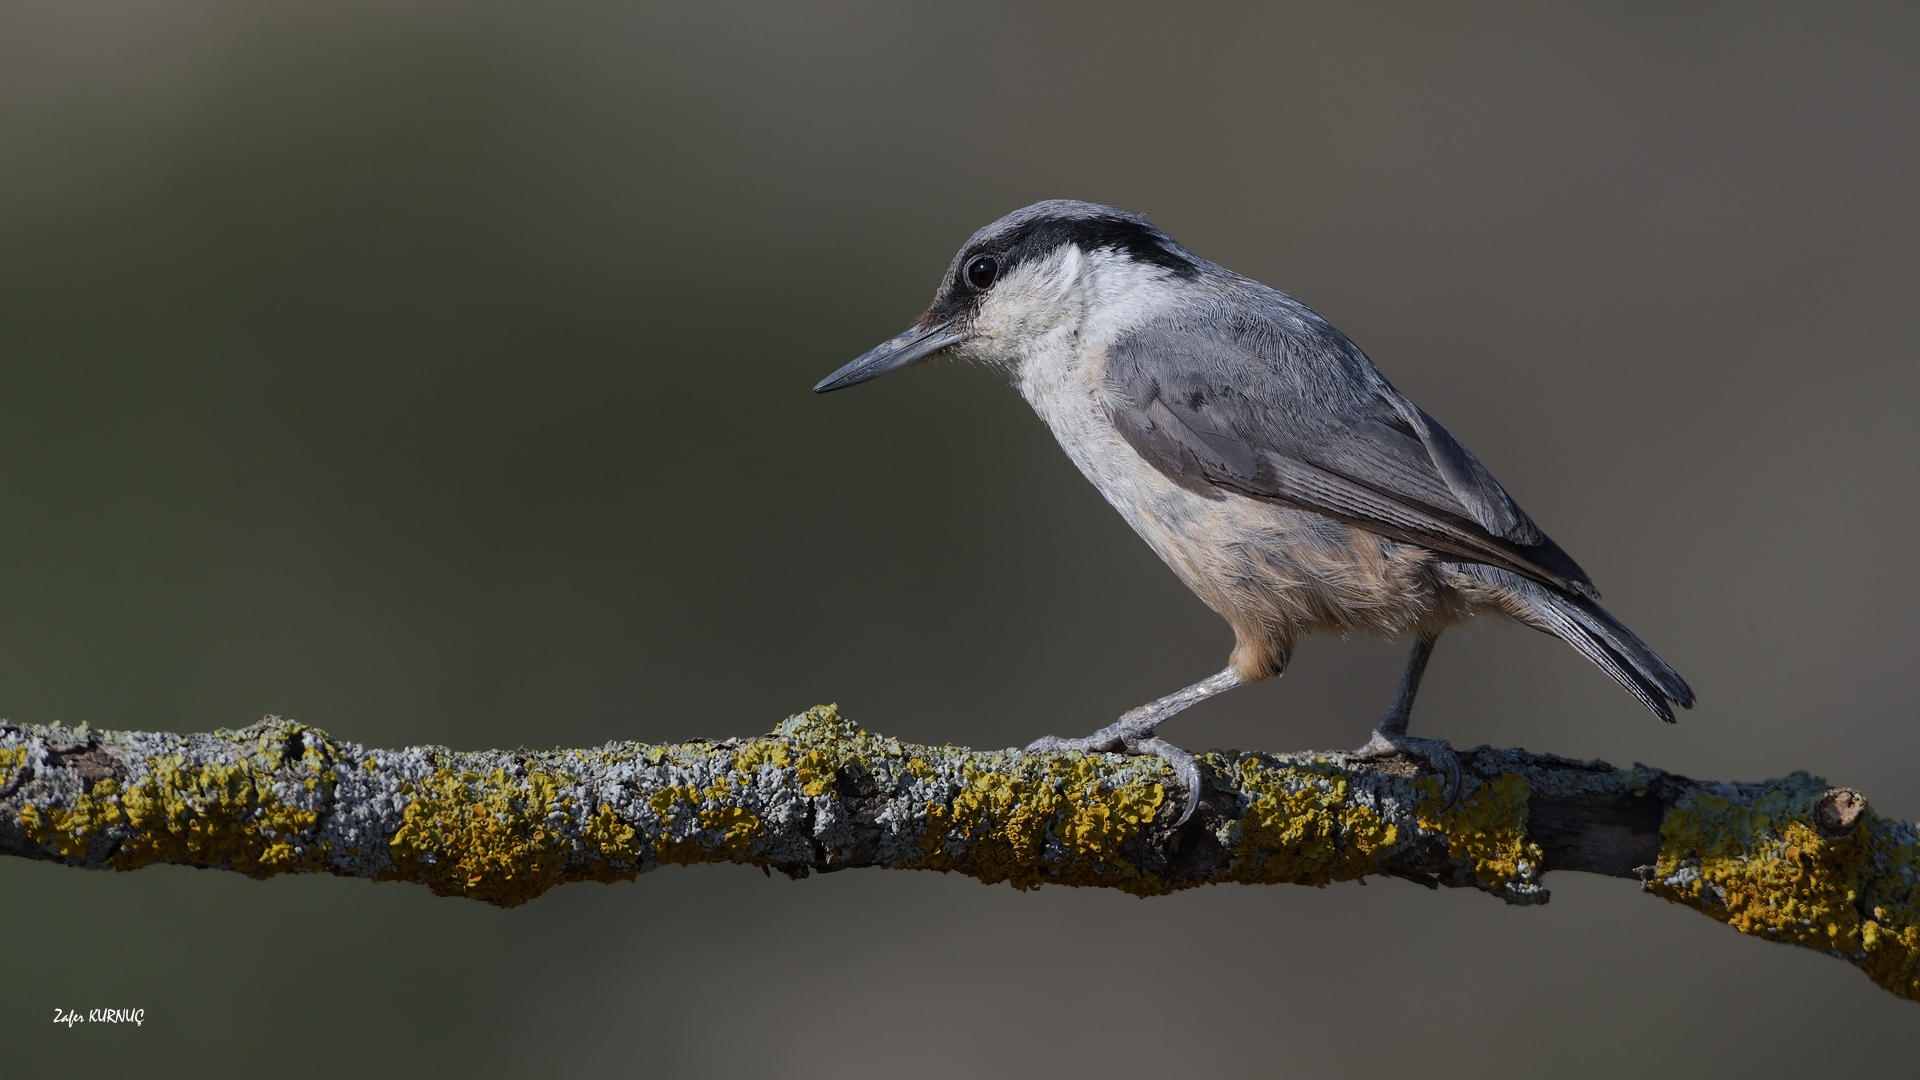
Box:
[965,255,999,290]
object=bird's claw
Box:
[1352,730,1463,809]
[1025,727,1203,827]
[1129,736,1202,826]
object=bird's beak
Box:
[813,321,969,393]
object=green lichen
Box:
[1649,772,1920,1000]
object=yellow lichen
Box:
[918,752,1167,894]
[724,738,833,799]
[21,709,1908,1008]
[1052,757,1165,860]
[647,768,766,867]
[578,802,642,873]
[794,750,833,798]
[388,767,576,907]
[114,754,330,875]
[16,726,339,874]
[21,779,126,860]
[1649,776,1920,1001]
[1418,773,1543,894]
[1217,754,1397,886]
[0,744,29,791]
[731,740,789,774]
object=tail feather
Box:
[1449,562,1695,722]
[1557,592,1695,708]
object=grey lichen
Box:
[2,705,1914,1002]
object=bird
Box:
[813,199,1693,825]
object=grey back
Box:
[1103,273,1599,597]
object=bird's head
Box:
[813,200,1199,393]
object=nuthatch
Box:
[815,200,1693,824]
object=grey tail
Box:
[1450,563,1695,723]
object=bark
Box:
[2,706,1914,1001]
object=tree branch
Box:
[3,706,1914,1001]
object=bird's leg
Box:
[1025,668,1241,826]
[1351,636,1462,806]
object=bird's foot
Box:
[1351,729,1462,809]
[1026,715,1202,827]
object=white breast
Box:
[996,249,1198,547]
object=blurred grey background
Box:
[3,1,1916,1074]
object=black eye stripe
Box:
[965,255,999,290]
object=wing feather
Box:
[1105,291,1597,596]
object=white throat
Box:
[982,246,1189,535]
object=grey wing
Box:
[1104,302,1598,597]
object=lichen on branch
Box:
[1,706,1914,1002]
[1647,774,1920,998]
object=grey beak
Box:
[813,321,969,393]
